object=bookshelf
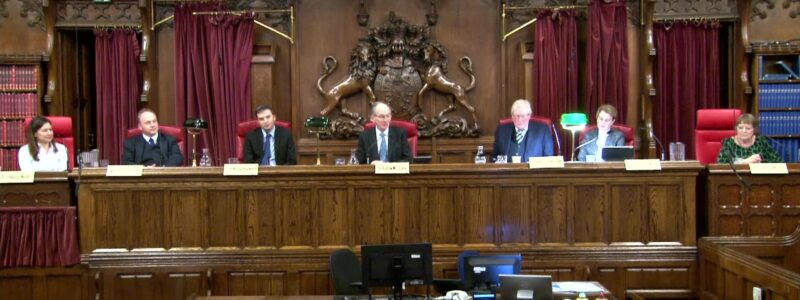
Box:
[752,44,800,163]
[0,57,43,171]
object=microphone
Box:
[648,125,666,161]
[726,147,751,190]
[572,136,598,161]
[551,123,562,156]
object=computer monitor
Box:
[499,274,553,300]
[361,243,433,300]
[463,254,522,293]
[601,146,634,161]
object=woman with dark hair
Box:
[18,116,68,171]
[716,113,782,164]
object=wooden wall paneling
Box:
[244,188,278,248]
[572,184,606,244]
[0,267,88,300]
[498,185,531,245]
[647,184,682,243]
[779,184,800,236]
[390,187,424,244]
[534,184,569,244]
[168,189,204,249]
[164,271,207,300]
[132,190,166,248]
[423,187,456,245]
[225,270,286,296]
[155,26,175,124]
[462,186,495,247]
[207,189,243,249]
[279,188,314,249]
[297,270,333,295]
[0,276,33,299]
[94,190,131,249]
[611,185,645,244]
[315,188,350,248]
[113,273,156,300]
[0,174,71,207]
[354,188,390,245]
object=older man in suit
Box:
[492,99,554,162]
[243,104,297,166]
[356,101,412,164]
[122,108,184,166]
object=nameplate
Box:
[374,162,410,174]
[624,159,662,171]
[0,171,35,184]
[528,156,565,169]
[106,165,144,177]
[223,164,259,176]
[749,163,789,174]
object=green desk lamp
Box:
[304,117,330,165]
[560,113,588,161]
[183,118,208,167]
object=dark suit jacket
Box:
[577,128,626,161]
[492,121,554,162]
[122,131,184,166]
[356,126,412,164]
[243,126,297,165]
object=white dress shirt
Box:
[18,143,68,172]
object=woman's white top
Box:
[18,143,68,172]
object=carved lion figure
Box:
[317,41,377,120]
[416,42,477,122]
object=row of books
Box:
[766,138,800,163]
[0,148,20,171]
[0,120,26,146]
[0,93,37,118]
[0,65,39,90]
[759,111,800,136]
[758,83,800,108]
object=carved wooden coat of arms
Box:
[317,12,480,138]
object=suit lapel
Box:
[273,128,283,163]
[136,137,146,163]
[369,128,379,159]
[255,130,265,157]
[158,134,168,160]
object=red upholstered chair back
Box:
[578,124,636,147]
[695,109,742,164]
[235,120,291,162]
[499,116,559,154]
[126,125,186,153]
[24,116,75,170]
[364,120,419,157]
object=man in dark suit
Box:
[122,108,184,166]
[356,101,412,164]
[493,99,554,162]
[243,104,297,165]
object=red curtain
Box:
[95,29,140,164]
[586,0,629,121]
[174,3,253,164]
[0,207,80,267]
[533,9,578,158]
[654,22,720,158]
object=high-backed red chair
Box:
[578,124,636,147]
[695,109,743,164]
[126,125,186,153]
[235,120,291,162]
[499,116,560,155]
[24,116,75,170]
[363,120,419,157]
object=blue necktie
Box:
[515,129,524,144]
[379,132,387,162]
[261,133,272,166]
[148,137,155,145]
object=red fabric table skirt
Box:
[0,207,80,267]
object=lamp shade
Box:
[183,118,208,130]
[304,116,330,128]
[560,113,588,131]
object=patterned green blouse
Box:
[716,135,783,163]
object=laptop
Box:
[499,274,553,300]
[412,156,432,164]
[601,146,634,161]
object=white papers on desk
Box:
[551,281,605,293]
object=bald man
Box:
[355,102,412,164]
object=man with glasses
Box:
[355,101,412,164]
[492,99,554,162]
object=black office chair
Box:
[330,249,367,295]
[432,250,480,294]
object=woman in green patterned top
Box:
[716,113,782,164]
